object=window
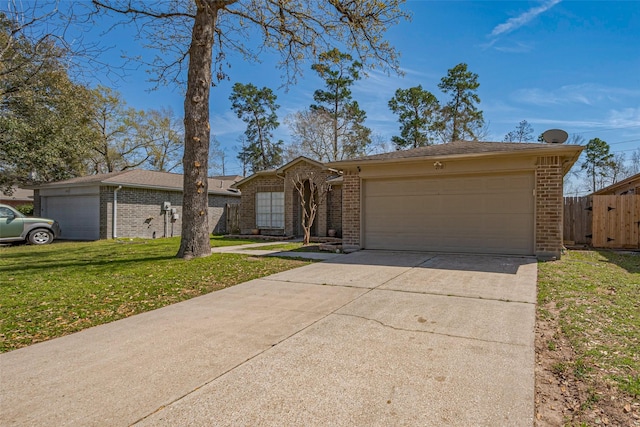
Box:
[256,192,284,228]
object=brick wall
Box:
[535,156,564,259]
[341,171,361,251]
[237,163,336,238]
[100,186,239,239]
[327,184,342,236]
[237,176,284,235]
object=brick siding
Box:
[237,176,284,235]
[327,184,342,237]
[236,161,335,237]
[535,156,564,259]
[341,171,361,251]
[100,186,238,239]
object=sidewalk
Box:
[211,240,343,260]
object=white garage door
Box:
[42,196,100,240]
[363,173,534,255]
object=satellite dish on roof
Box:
[542,129,568,144]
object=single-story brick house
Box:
[592,172,640,196]
[236,141,583,259]
[32,170,241,240]
[233,157,343,238]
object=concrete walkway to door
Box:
[0,251,537,426]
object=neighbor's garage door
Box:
[363,173,534,255]
[42,195,100,240]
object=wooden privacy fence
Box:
[564,196,592,245]
[563,195,640,249]
[592,195,640,248]
[225,203,240,234]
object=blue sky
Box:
[52,1,640,187]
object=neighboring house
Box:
[32,170,241,240]
[592,173,640,196]
[233,157,343,238]
[236,141,583,259]
[0,187,34,208]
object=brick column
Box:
[536,156,564,259]
[317,195,328,237]
[284,178,295,236]
[341,170,361,252]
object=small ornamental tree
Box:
[290,170,330,245]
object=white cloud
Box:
[493,41,534,53]
[606,108,640,128]
[512,84,640,107]
[490,0,562,37]
[210,111,245,136]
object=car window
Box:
[0,207,16,219]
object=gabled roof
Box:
[232,156,329,188]
[327,141,584,174]
[592,172,640,195]
[31,170,241,196]
[278,156,326,172]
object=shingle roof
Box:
[32,170,241,196]
[592,172,640,195]
[336,141,578,163]
[232,156,328,188]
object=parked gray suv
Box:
[0,203,61,245]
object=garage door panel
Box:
[43,196,100,240]
[363,173,534,255]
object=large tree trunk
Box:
[177,1,217,259]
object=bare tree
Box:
[142,107,184,173]
[208,134,224,176]
[503,120,534,143]
[629,149,640,176]
[285,109,335,162]
[290,170,330,245]
[90,0,408,259]
[606,153,629,185]
[89,86,150,173]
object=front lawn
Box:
[536,250,639,425]
[0,236,311,353]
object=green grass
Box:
[538,250,640,398]
[0,236,310,353]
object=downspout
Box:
[113,186,122,239]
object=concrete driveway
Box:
[0,251,537,426]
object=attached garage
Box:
[41,194,100,240]
[329,141,584,260]
[363,172,534,255]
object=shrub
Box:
[15,204,34,216]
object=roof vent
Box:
[542,129,568,144]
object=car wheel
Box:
[28,229,53,245]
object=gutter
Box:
[113,186,122,238]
